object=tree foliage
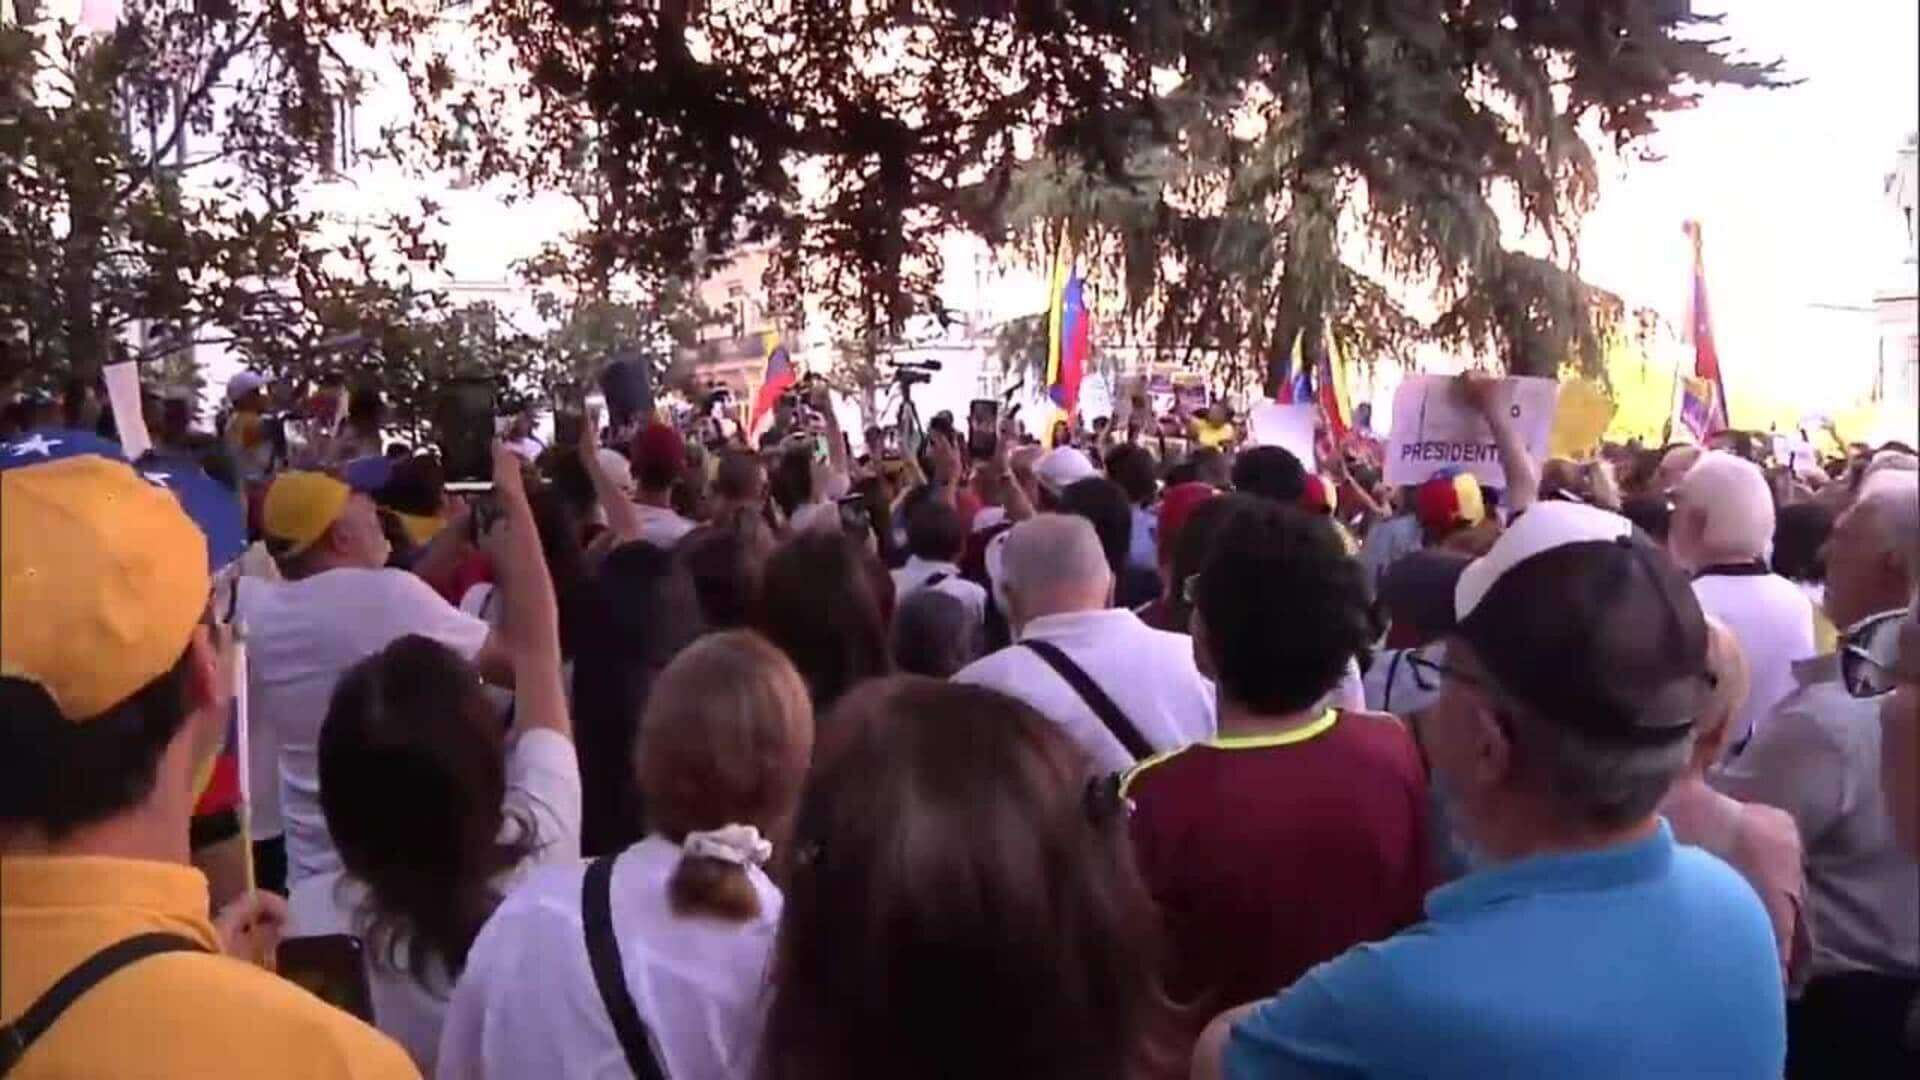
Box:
[0,2,448,391]
[985,1,1783,386]
[369,0,1778,391]
[5,0,1783,406]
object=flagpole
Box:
[1045,245,1069,446]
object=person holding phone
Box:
[242,462,522,893]
[780,383,856,534]
[287,443,580,1073]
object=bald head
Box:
[999,514,1113,630]
[1670,451,1773,570]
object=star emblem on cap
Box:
[6,433,63,458]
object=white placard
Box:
[101,361,153,459]
[1248,402,1318,465]
[1384,375,1558,488]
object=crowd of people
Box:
[2,365,1917,1079]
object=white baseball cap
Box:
[226,371,267,403]
[1034,446,1098,496]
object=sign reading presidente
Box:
[1384,374,1558,487]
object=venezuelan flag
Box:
[747,332,796,438]
[1316,329,1352,444]
[1045,250,1090,444]
[1681,220,1730,435]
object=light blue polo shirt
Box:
[1226,820,1785,1079]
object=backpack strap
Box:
[582,854,669,1080]
[1021,639,1156,762]
[0,933,205,1076]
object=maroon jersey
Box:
[1124,710,1432,1016]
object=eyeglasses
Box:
[1841,610,1907,699]
[1404,651,1482,690]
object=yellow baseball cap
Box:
[1,449,210,722]
[263,470,352,555]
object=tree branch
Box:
[109,13,268,212]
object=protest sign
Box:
[101,361,153,459]
[1384,375,1557,487]
[1248,402,1318,465]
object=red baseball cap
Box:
[631,422,687,476]
[1157,482,1219,566]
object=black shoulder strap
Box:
[1382,650,1406,714]
[1021,639,1156,762]
[0,932,204,1076]
[582,854,668,1080]
[923,572,948,588]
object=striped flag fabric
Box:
[1680,220,1730,438]
[1316,331,1353,445]
[1045,250,1091,442]
[747,333,796,438]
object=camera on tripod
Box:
[890,360,941,387]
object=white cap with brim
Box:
[1406,501,1709,746]
[1454,501,1633,620]
[1034,446,1098,496]
[226,371,267,403]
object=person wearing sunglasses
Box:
[1882,591,1920,863]
[1713,468,1919,1077]
[1197,501,1784,1080]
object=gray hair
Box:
[1000,514,1112,597]
[1508,709,1695,830]
[1675,450,1774,562]
[890,589,979,678]
[1859,470,1920,583]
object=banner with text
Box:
[1385,375,1558,488]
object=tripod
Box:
[895,378,925,460]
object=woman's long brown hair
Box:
[762,677,1184,1080]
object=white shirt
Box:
[1364,646,1442,717]
[240,568,491,882]
[1693,569,1817,755]
[632,503,697,549]
[954,608,1216,775]
[287,729,583,1073]
[890,556,988,632]
[972,505,1008,533]
[437,835,780,1080]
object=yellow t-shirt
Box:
[1191,417,1235,449]
[1,856,418,1079]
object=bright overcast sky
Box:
[1577,1,1919,421]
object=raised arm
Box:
[485,442,570,740]
[926,429,962,508]
[1459,371,1540,515]
[406,499,475,594]
[578,407,642,543]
